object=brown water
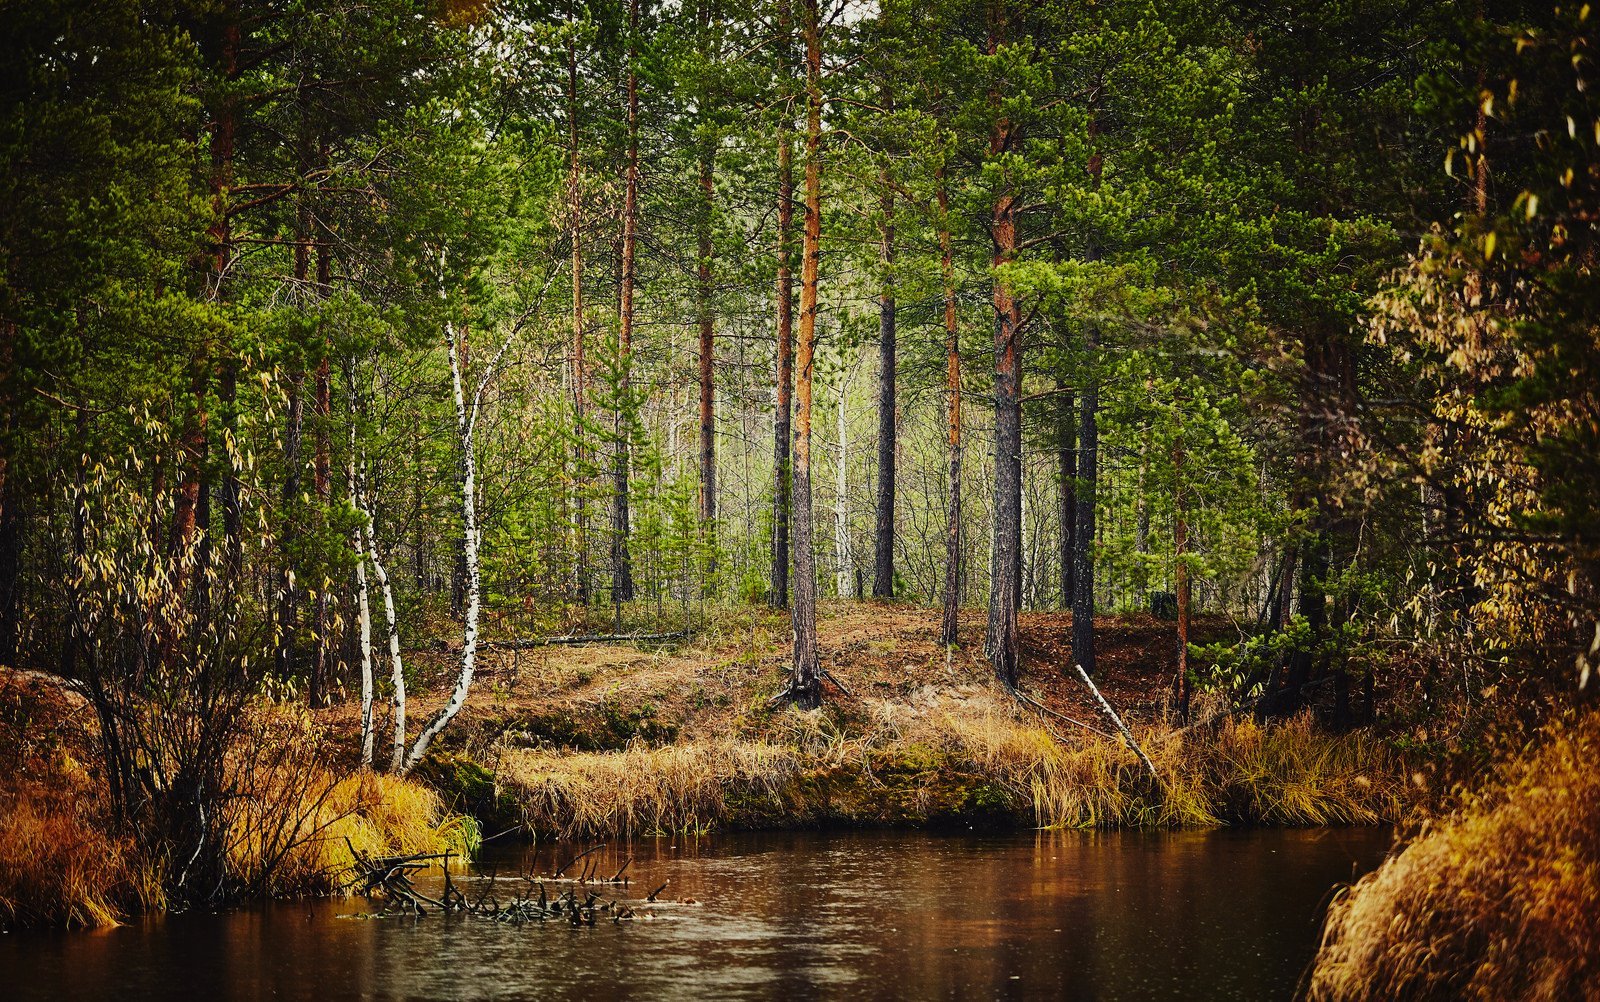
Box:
[2,827,1389,1000]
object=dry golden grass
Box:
[0,789,154,930]
[0,671,153,930]
[501,740,804,838]
[496,688,1407,838]
[0,672,476,929]
[1307,708,1600,1002]
[229,765,480,898]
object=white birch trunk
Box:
[403,318,481,774]
[401,286,524,775]
[347,362,375,768]
[1017,459,1028,609]
[354,538,374,766]
[363,508,405,772]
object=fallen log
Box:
[406,630,691,654]
[485,630,689,650]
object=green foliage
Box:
[3,0,1592,768]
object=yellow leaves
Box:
[1525,192,1540,220]
[1483,230,1497,260]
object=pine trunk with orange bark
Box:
[786,0,824,709]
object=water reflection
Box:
[2,827,1389,1000]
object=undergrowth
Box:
[0,671,476,930]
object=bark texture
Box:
[872,185,896,599]
[770,1,795,610]
[786,0,823,709]
[938,178,962,647]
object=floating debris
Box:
[345,841,652,925]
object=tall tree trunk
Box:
[612,0,641,607]
[1264,320,1349,717]
[1056,378,1076,608]
[362,507,405,772]
[403,312,490,773]
[1072,341,1099,676]
[872,183,896,599]
[309,242,333,709]
[350,355,405,770]
[1134,429,1151,591]
[697,162,717,571]
[696,6,718,580]
[569,31,590,606]
[347,359,374,766]
[938,176,962,647]
[1173,438,1191,718]
[984,9,1023,686]
[1071,120,1103,679]
[786,0,823,709]
[770,8,795,610]
[166,14,239,654]
[450,325,470,616]
[835,375,851,598]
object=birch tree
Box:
[399,256,536,775]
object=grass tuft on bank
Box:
[1307,707,1600,1002]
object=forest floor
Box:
[369,602,1224,752]
[330,602,1413,839]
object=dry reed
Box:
[1307,709,1600,1002]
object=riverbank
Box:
[0,603,1412,931]
[346,603,1411,838]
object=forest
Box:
[1,0,1597,998]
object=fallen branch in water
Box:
[1074,663,1161,785]
[552,843,605,878]
[347,846,648,925]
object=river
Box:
[2,827,1389,1000]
